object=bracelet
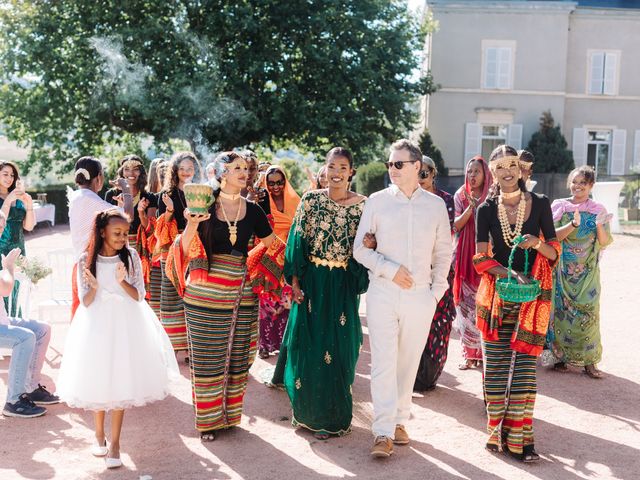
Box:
[571,220,579,228]
[533,238,542,250]
[166,208,174,213]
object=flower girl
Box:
[57,209,178,468]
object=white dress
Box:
[57,248,179,411]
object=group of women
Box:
[56,141,612,462]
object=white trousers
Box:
[367,280,437,438]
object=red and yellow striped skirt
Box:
[183,254,259,432]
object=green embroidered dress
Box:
[0,197,26,317]
[551,198,613,366]
[275,190,368,436]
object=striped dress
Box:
[483,302,537,454]
[165,200,281,433]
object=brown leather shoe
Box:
[370,436,393,458]
[393,424,410,445]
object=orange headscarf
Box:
[260,165,300,242]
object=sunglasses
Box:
[384,160,419,170]
[419,169,433,179]
[267,179,285,187]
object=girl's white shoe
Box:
[90,440,108,457]
[105,457,123,469]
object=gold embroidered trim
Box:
[339,312,346,326]
[324,351,332,364]
[295,378,302,389]
[309,255,348,270]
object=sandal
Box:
[584,364,604,379]
[259,349,270,359]
[313,431,330,440]
[553,362,568,372]
[458,361,473,370]
[200,430,216,442]
[523,445,540,463]
[485,443,500,453]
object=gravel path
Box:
[1,226,638,480]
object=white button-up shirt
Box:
[353,185,453,300]
[68,188,122,260]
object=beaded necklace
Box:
[497,191,526,247]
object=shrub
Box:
[356,162,387,196]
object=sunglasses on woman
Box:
[267,179,285,187]
[384,160,419,170]
[419,169,433,179]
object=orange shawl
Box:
[473,240,561,357]
[259,165,300,243]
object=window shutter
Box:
[498,48,512,89]
[634,130,640,170]
[589,52,605,94]
[572,128,587,166]
[464,123,482,161]
[508,124,523,150]
[611,129,626,175]
[603,53,618,95]
[485,48,497,89]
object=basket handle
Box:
[506,235,529,282]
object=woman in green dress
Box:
[0,161,36,316]
[551,166,612,379]
[272,147,368,439]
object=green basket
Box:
[495,236,541,303]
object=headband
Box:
[489,155,520,170]
[75,168,91,180]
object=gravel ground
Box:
[1,226,639,480]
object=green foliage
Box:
[526,111,574,174]
[0,1,436,176]
[622,177,640,209]
[356,161,387,196]
[418,129,448,176]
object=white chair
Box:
[0,272,33,359]
[38,248,75,323]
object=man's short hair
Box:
[390,139,422,163]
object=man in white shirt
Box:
[353,139,453,458]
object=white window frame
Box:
[585,128,613,176]
[481,40,516,90]
[587,50,621,96]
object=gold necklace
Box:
[219,198,242,245]
[498,192,526,247]
[219,190,241,201]
[501,189,521,199]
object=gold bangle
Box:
[533,238,542,250]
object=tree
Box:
[0,1,437,175]
[418,129,448,176]
[526,111,574,173]
[355,161,387,195]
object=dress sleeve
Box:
[476,202,491,243]
[126,248,146,302]
[105,189,118,205]
[157,191,167,214]
[253,203,273,239]
[77,253,90,301]
[283,196,310,283]
[454,189,465,216]
[538,196,557,241]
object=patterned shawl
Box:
[259,165,301,243]
[453,156,492,305]
[473,240,561,357]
